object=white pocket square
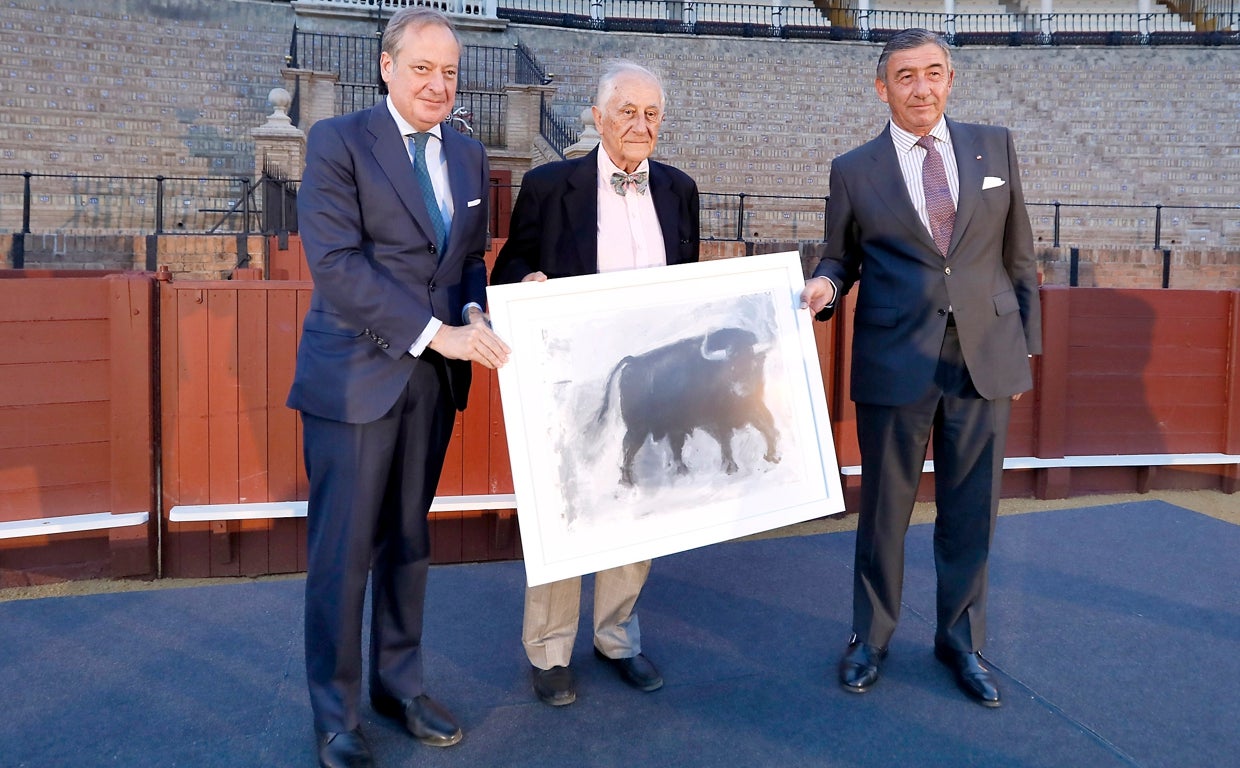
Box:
[982,176,1006,190]
[466,198,482,208]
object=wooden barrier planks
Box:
[0,273,154,581]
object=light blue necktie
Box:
[408,132,447,251]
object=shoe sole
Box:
[536,691,577,706]
[840,681,874,694]
[417,730,464,748]
[371,698,464,747]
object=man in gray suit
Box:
[801,28,1041,708]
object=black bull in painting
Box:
[594,327,781,486]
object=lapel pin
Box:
[976,155,982,160]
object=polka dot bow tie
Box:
[610,170,649,196]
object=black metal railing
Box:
[540,93,580,158]
[0,173,266,235]
[288,29,554,147]
[289,30,553,93]
[6,172,1238,252]
[494,0,1240,44]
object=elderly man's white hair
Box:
[594,60,666,111]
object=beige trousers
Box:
[522,559,651,669]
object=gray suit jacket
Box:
[813,118,1042,405]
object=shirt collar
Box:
[889,116,950,154]
[387,96,443,142]
[597,149,650,189]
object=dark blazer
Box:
[287,102,491,423]
[491,146,699,284]
[813,119,1041,405]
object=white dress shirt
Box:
[889,117,960,240]
[596,151,667,273]
[815,117,961,309]
[386,97,478,356]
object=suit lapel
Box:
[441,127,476,259]
[564,149,600,275]
[367,104,442,251]
[861,128,939,253]
[648,161,681,265]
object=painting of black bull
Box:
[594,327,781,486]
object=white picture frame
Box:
[486,251,844,586]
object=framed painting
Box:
[486,251,844,586]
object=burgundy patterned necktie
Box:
[916,134,955,256]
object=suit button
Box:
[937,309,946,316]
[429,244,437,255]
[429,282,436,292]
[944,266,952,275]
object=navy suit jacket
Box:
[287,102,491,423]
[813,119,1042,405]
[491,146,699,283]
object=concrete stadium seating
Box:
[1,0,1237,251]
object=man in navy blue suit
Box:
[287,8,508,767]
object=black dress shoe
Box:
[934,646,1002,708]
[838,638,887,693]
[371,692,464,747]
[315,728,374,768]
[593,647,663,691]
[532,664,577,706]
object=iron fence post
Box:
[238,177,252,269]
[21,171,32,234]
[1154,203,1162,249]
[736,193,746,241]
[823,196,829,241]
[12,171,31,268]
[155,175,166,234]
[1053,201,1061,247]
[241,177,252,235]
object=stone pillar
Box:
[503,82,557,154]
[281,68,340,137]
[564,107,600,159]
[251,87,306,177]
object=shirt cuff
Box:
[409,317,443,357]
[462,302,483,324]
[818,276,839,309]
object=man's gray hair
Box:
[381,6,458,59]
[876,28,952,82]
[595,60,666,111]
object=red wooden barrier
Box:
[159,242,522,578]
[0,272,154,585]
[4,255,1238,584]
